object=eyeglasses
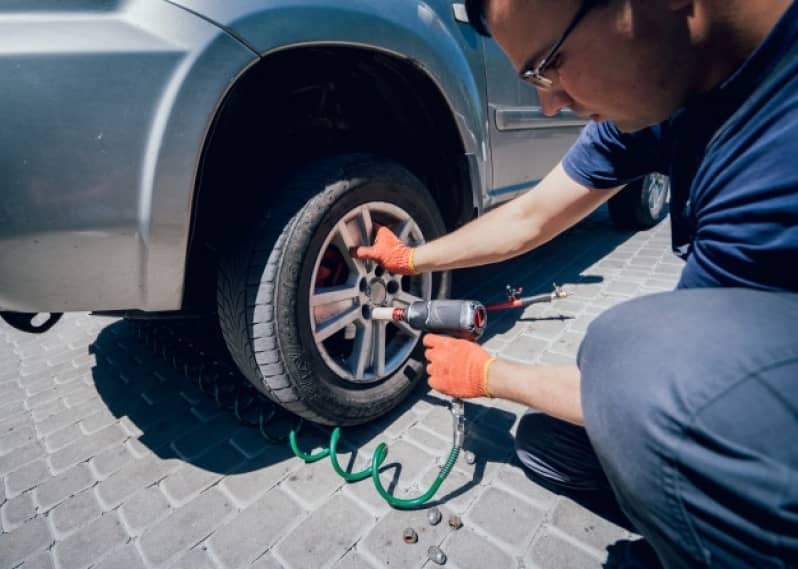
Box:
[520,0,598,91]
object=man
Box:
[355,0,798,566]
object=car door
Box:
[482,38,586,207]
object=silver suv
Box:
[0,1,667,425]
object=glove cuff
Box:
[482,357,496,398]
[407,249,418,275]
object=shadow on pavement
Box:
[86,205,641,494]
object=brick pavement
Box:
[0,207,682,569]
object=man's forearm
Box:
[411,163,619,273]
[487,359,583,426]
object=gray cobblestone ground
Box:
[1,207,681,569]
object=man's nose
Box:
[539,89,574,116]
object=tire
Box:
[217,154,450,426]
[608,173,670,229]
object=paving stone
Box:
[467,487,545,552]
[34,397,103,438]
[208,487,304,569]
[1,491,37,530]
[229,427,272,459]
[91,544,147,569]
[33,463,94,512]
[218,450,298,509]
[248,554,286,569]
[49,487,103,538]
[443,526,516,569]
[0,424,37,455]
[281,452,345,510]
[360,506,449,569]
[89,444,133,480]
[0,401,26,425]
[31,399,66,423]
[404,426,450,455]
[43,423,84,453]
[17,549,54,569]
[95,453,178,510]
[169,547,218,569]
[0,442,45,477]
[276,493,371,569]
[0,517,52,569]
[330,549,378,569]
[536,350,577,366]
[494,464,558,510]
[551,498,628,553]
[118,485,171,536]
[138,488,235,568]
[549,331,586,358]
[500,335,550,364]
[525,528,605,569]
[172,414,242,460]
[160,462,225,508]
[524,315,571,340]
[53,512,129,569]
[416,464,476,515]
[48,423,127,474]
[5,458,51,498]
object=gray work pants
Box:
[515,289,798,568]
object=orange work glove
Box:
[423,334,496,399]
[353,226,417,275]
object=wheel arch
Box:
[181,44,480,312]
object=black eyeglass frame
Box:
[519,0,599,90]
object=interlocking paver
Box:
[467,486,545,551]
[52,512,129,569]
[1,490,37,531]
[0,211,676,569]
[275,493,371,569]
[526,528,605,569]
[443,526,516,569]
[138,488,235,568]
[0,517,52,569]
[49,487,103,538]
[208,487,304,569]
[33,462,94,512]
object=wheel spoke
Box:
[393,319,420,338]
[395,218,415,243]
[373,321,387,376]
[352,320,373,378]
[358,206,375,246]
[315,306,361,342]
[310,284,360,307]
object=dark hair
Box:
[465,0,492,37]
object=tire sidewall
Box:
[272,158,448,423]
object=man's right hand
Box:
[353,226,418,275]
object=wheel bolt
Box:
[448,515,463,530]
[427,507,442,526]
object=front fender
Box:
[170,0,490,189]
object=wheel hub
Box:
[367,280,388,305]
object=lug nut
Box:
[427,507,442,526]
[427,546,447,565]
[448,515,463,530]
[403,528,418,544]
[464,451,476,465]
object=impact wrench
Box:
[289,284,569,509]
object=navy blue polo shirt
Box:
[562,2,798,292]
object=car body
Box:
[0,1,665,423]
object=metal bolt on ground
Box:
[427,507,442,526]
[428,546,447,565]
[464,450,476,464]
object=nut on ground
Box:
[448,515,463,529]
[403,528,418,544]
[427,507,442,526]
[428,545,447,565]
